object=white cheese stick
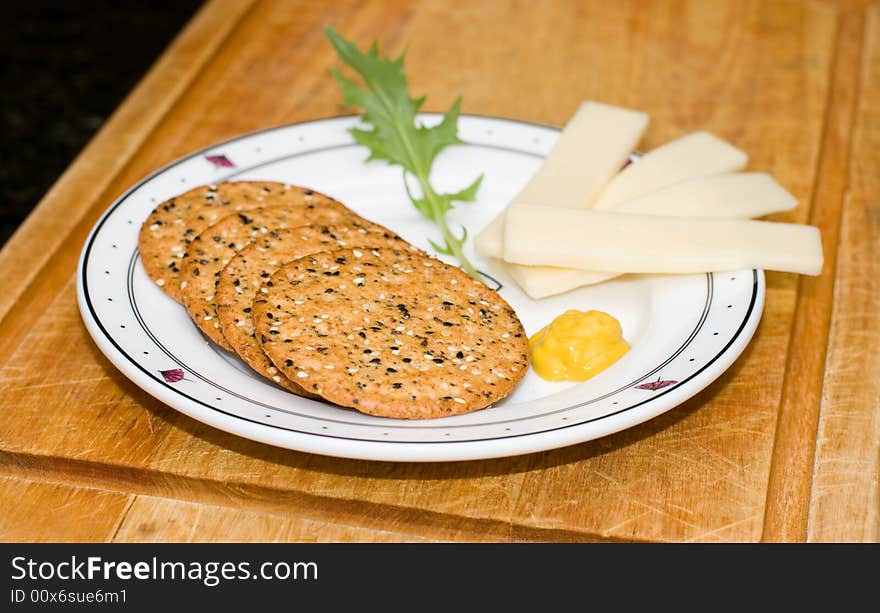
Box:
[473,216,507,260]
[503,204,823,276]
[507,265,619,299]
[506,102,648,206]
[493,173,799,298]
[481,172,797,260]
[592,131,748,210]
[474,101,648,257]
[614,172,797,217]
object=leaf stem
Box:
[361,59,480,281]
[415,176,481,280]
[325,27,484,283]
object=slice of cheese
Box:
[505,102,648,207]
[592,131,748,210]
[482,172,797,260]
[495,173,799,298]
[614,172,797,217]
[474,216,507,260]
[506,264,618,299]
[474,101,648,257]
[503,204,823,276]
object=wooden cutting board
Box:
[0,0,877,543]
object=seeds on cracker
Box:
[253,247,528,419]
[138,181,342,302]
[179,202,356,349]
[215,221,413,397]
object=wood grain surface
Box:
[0,0,876,543]
[808,3,880,543]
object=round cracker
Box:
[253,247,529,419]
[179,203,357,349]
[138,181,339,302]
[215,222,414,397]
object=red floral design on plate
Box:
[635,378,678,391]
[205,154,236,168]
[159,368,185,383]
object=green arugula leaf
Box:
[445,174,484,203]
[325,25,483,280]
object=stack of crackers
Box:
[139,181,528,419]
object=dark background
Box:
[1,1,204,247]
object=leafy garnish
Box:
[325,25,483,280]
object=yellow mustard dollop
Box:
[528,309,630,382]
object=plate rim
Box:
[76,113,766,462]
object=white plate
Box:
[77,114,764,462]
